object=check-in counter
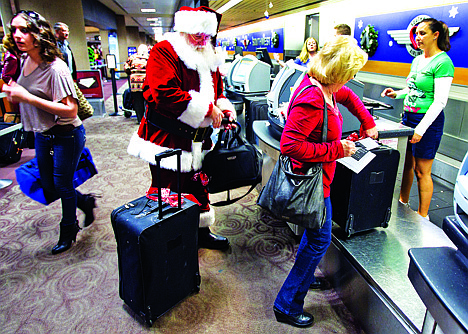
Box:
[253,116,414,202]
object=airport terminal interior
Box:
[1,0,468,333]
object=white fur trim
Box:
[216,98,235,113]
[199,209,215,227]
[178,90,211,128]
[165,32,220,72]
[174,10,218,36]
[127,132,210,172]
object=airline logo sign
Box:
[354,4,465,67]
[387,15,460,57]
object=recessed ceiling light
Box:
[146,18,159,21]
[141,8,156,13]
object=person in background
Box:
[2,10,97,254]
[273,36,377,328]
[1,35,21,84]
[127,6,236,250]
[334,23,351,36]
[124,44,149,123]
[1,35,22,116]
[274,37,319,68]
[53,22,77,81]
[381,18,454,221]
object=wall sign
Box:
[217,28,284,53]
[354,4,465,68]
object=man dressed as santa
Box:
[127,6,235,250]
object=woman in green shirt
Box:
[381,18,454,221]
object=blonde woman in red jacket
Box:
[273,36,378,328]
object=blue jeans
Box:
[35,125,86,226]
[274,197,332,315]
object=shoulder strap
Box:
[288,84,328,143]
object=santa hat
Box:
[173,6,221,36]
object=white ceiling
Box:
[96,0,179,36]
[95,0,324,37]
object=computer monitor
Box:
[339,78,365,136]
[255,48,273,68]
[234,46,244,57]
[267,62,308,113]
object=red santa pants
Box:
[149,165,210,213]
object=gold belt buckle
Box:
[193,127,207,142]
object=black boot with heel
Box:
[78,193,99,227]
[52,221,81,255]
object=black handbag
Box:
[0,122,26,164]
[257,84,327,229]
[203,122,262,206]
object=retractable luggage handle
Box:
[154,149,182,219]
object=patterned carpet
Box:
[0,115,364,333]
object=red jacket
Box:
[280,75,376,197]
[127,33,234,172]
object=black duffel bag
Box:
[203,122,262,206]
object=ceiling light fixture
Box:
[264,0,270,19]
[141,8,156,13]
[218,0,243,14]
[146,18,159,21]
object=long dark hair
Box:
[421,18,451,52]
[5,10,63,63]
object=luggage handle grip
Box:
[155,149,182,219]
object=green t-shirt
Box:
[403,52,454,113]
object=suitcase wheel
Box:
[381,221,389,228]
[124,110,132,118]
[145,307,154,327]
[145,317,153,327]
[194,272,201,293]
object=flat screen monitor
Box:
[234,46,243,57]
[339,78,365,135]
[255,47,273,68]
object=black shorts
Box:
[402,111,444,159]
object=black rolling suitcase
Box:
[330,144,399,238]
[111,149,201,326]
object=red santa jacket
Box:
[127,32,234,172]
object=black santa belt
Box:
[148,111,213,142]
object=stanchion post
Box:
[106,54,119,116]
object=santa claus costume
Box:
[127,6,235,250]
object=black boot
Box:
[52,221,81,255]
[198,227,230,250]
[78,194,99,227]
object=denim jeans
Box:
[35,125,86,226]
[274,197,332,315]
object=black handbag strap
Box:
[282,82,328,178]
[210,182,257,207]
[287,83,328,143]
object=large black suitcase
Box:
[111,149,201,326]
[330,144,399,238]
[0,122,26,164]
